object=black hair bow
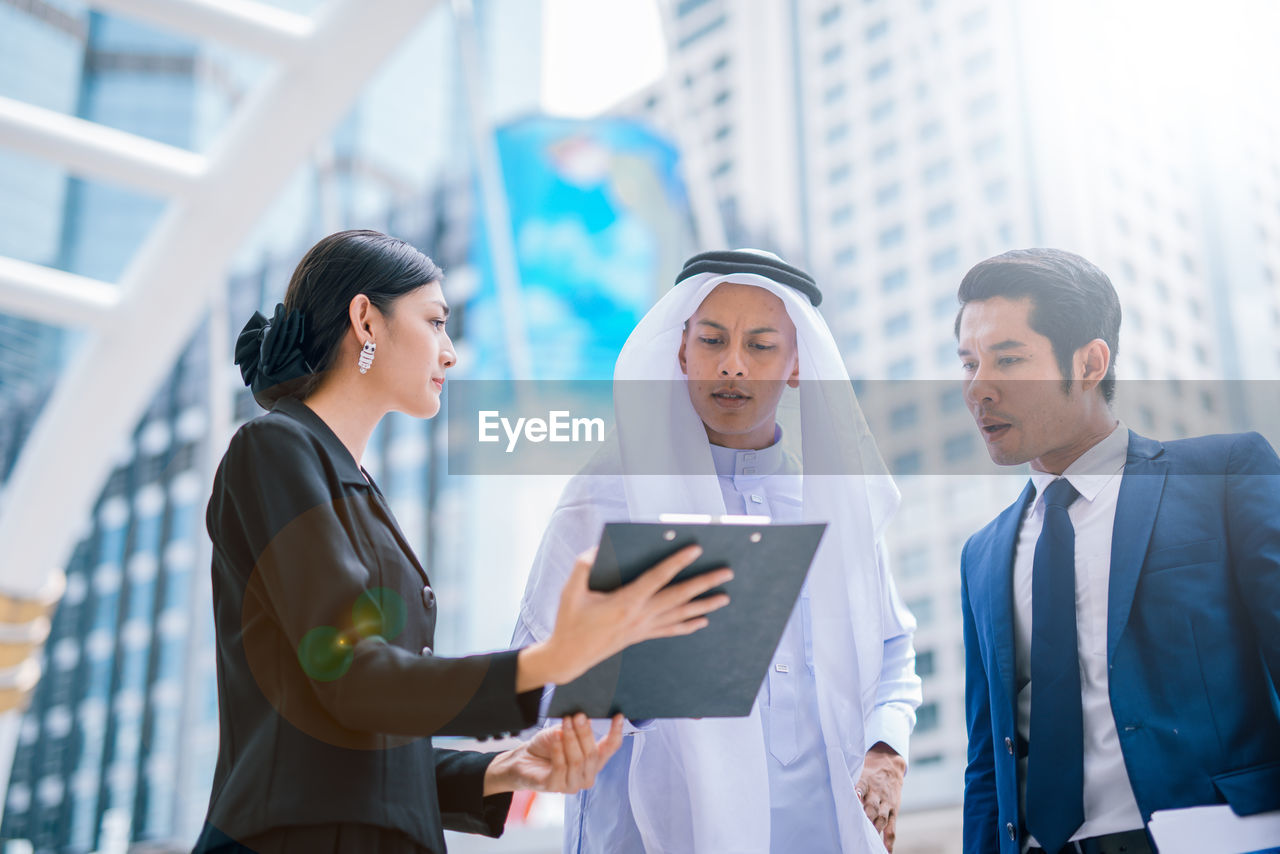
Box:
[234,303,313,398]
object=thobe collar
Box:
[708,424,785,487]
[1029,420,1128,509]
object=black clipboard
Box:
[546,518,827,719]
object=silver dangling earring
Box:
[358,339,376,374]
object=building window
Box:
[920,119,942,141]
[926,202,955,228]
[678,13,727,49]
[819,4,842,26]
[967,92,999,117]
[893,450,922,474]
[972,135,1003,160]
[712,89,731,106]
[923,158,952,183]
[886,312,911,336]
[907,597,935,625]
[898,547,928,578]
[944,433,974,462]
[939,386,964,412]
[916,702,940,732]
[834,245,857,266]
[823,44,844,65]
[961,7,990,31]
[964,50,994,76]
[882,267,908,291]
[930,246,959,272]
[826,122,849,144]
[868,58,893,82]
[829,163,852,184]
[711,53,730,71]
[676,0,714,16]
[873,140,899,162]
[984,178,1007,202]
[713,123,732,141]
[712,159,733,177]
[824,82,847,104]
[866,18,889,41]
[916,649,936,677]
[876,182,901,206]
[869,99,895,122]
[890,403,918,430]
[831,205,854,226]
[879,224,905,248]
[888,356,914,380]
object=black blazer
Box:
[197,398,539,853]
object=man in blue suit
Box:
[956,248,1280,854]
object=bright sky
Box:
[541,0,668,116]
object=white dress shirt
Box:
[513,427,921,853]
[1012,422,1144,849]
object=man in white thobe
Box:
[514,250,922,854]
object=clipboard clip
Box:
[657,513,772,525]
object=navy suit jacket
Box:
[961,430,1280,854]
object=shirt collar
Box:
[1030,420,1128,507]
[270,396,376,490]
[708,424,785,479]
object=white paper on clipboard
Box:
[1147,805,1280,854]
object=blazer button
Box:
[1007,822,1016,841]
[1005,736,1014,755]
[421,585,435,609]
[420,645,433,656]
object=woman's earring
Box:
[358,340,376,374]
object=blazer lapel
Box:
[1107,431,1167,665]
[983,481,1035,703]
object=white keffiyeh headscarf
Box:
[608,251,899,853]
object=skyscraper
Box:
[0,1,550,850]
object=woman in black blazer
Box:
[196,230,731,854]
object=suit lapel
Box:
[983,482,1035,703]
[1107,431,1167,665]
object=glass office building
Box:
[0,1,553,850]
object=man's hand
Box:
[856,741,907,852]
[483,714,624,796]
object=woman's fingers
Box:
[625,545,703,598]
[566,547,598,595]
[669,592,731,623]
[654,616,710,638]
[650,567,733,612]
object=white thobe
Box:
[513,429,921,853]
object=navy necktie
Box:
[1025,477,1084,854]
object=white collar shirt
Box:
[1013,421,1144,849]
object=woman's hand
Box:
[483,714,624,796]
[518,545,732,689]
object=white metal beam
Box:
[90,0,313,61]
[0,257,119,330]
[0,96,205,199]
[0,0,444,596]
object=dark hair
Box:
[259,230,442,406]
[953,248,1121,403]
